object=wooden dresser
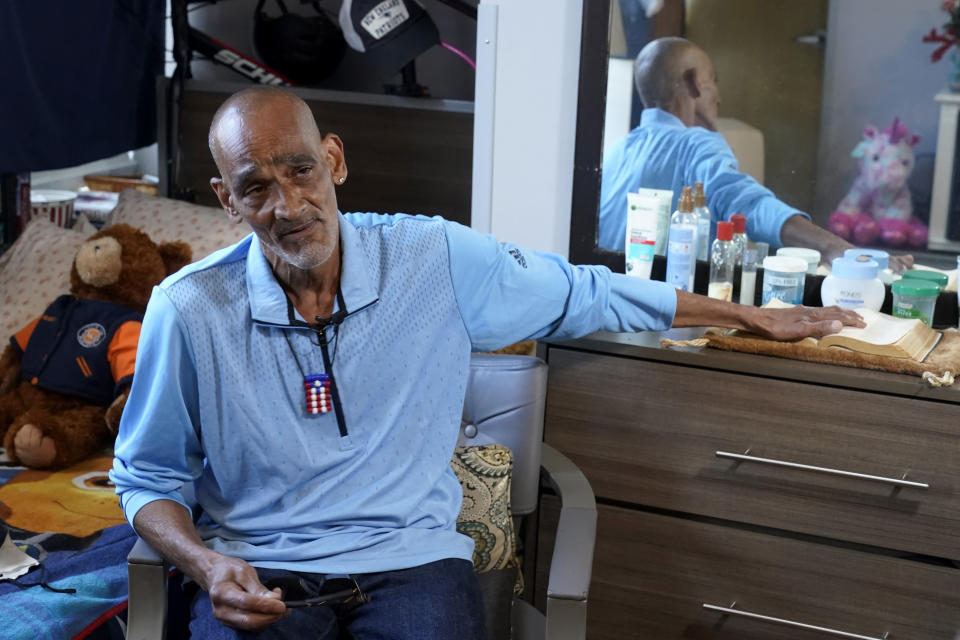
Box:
[538,330,960,639]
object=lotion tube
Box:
[627,188,673,256]
[625,191,659,279]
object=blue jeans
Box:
[189,558,487,639]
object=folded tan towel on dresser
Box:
[662,328,960,386]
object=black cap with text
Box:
[338,0,440,76]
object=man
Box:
[110,87,860,638]
[598,37,912,271]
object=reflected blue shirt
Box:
[111,213,676,574]
[598,108,808,251]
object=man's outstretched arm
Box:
[779,215,914,273]
[779,215,853,266]
[673,290,865,340]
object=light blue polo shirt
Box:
[111,212,676,573]
[598,107,808,251]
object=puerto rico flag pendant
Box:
[304,374,332,415]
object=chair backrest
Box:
[458,354,548,516]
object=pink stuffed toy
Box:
[828,117,927,248]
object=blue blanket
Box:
[0,456,136,640]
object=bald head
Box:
[206,86,348,276]
[634,37,719,130]
[634,37,701,107]
[208,87,321,175]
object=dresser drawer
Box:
[544,348,960,558]
[585,504,960,640]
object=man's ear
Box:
[321,133,348,185]
[682,67,701,99]
[210,177,243,225]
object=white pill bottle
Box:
[821,256,885,311]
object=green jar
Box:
[901,269,949,290]
[891,279,940,326]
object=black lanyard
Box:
[283,289,349,437]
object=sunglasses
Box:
[263,575,369,609]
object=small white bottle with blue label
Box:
[666,186,698,292]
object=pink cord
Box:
[440,40,476,70]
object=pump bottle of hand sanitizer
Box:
[665,186,698,292]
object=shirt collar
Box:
[640,107,686,130]
[247,213,379,326]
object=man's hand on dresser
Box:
[673,290,865,341]
[889,253,915,274]
[749,305,865,341]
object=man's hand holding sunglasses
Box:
[201,553,289,631]
[263,575,369,608]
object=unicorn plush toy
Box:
[827,117,926,248]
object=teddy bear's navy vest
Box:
[13,295,142,406]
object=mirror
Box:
[571,0,958,273]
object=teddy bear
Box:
[0,224,191,469]
[827,117,927,249]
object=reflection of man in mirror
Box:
[598,37,913,271]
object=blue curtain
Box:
[0,1,164,173]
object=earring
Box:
[338,177,345,184]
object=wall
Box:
[815,0,946,224]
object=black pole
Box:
[1,174,16,246]
[167,0,192,200]
[1,173,29,246]
[171,0,192,81]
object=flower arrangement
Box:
[923,0,960,62]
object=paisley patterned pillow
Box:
[452,444,519,576]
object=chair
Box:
[126,354,597,639]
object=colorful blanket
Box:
[0,450,135,640]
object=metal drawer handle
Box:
[716,450,929,489]
[703,603,889,640]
